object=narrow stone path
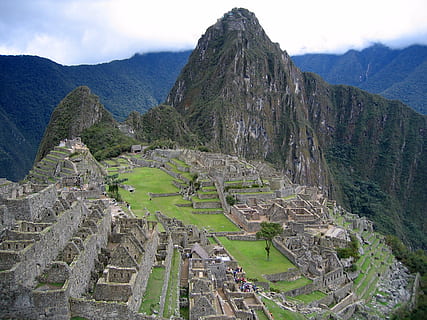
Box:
[180,258,189,287]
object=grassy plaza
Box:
[118,167,239,232]
[217,237,312,292]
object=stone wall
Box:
[0,204,14,230]
[5,200,87,287]
[1,184,57,221]
[33,286,70,320]
[272,238,297,266]
[282,282,318,297]
[226,234,257,241]
[67,205,111,298]
[127,230,159,311]
[0,200,89,319]
[192,200,222,209]
[150,192,181,198]
[159,234,174,316]
[70,298,168,320]
[264,268,301,282]
[331,292,357,314]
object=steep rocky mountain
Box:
[0,51,191,181]
[292,44,427,114]
[166,8,330,188]
[165,8,427,249]
[36,86,136,162]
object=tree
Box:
[104,174,127,202]
[256,222,283,260]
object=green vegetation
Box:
[386,235,427,319]
[118,167,238,232]
[324,91,427,250]
[261,297,306,320]
[163,249,180,318]
[256,222,283,260]
[217,237,295,276]
[139,267,165,314]
[104,174,127,202]
[217,237,311,292]
[255,309,269,320]
[81,123,138,161]
[293,291,327,303]
[293,44,427,115]
[226,195,236,205]
[336,234,359,260]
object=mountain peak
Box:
[213,8,259,32]
[35,86,116,162]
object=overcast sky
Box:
[1,0,426,65]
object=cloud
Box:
[0,0,426,65]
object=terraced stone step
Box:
[28,171,50,184]
[60,167,76,174]
[197,191,220,200]
[33,167,50,176]
[50,149,71,158]
[192,199,222,209]
[192,209,223,214]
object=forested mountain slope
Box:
[292,44,427,114]
[0,51,191,180]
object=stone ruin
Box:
[0,146,410,320]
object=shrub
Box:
[226,195,236,205]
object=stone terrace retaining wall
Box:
[264,268,301,282]
[149,192,181,198]
[70,298,168,320]
[226,234,257,241]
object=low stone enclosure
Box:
[0,145,411,320]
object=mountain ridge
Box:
[0,51,191,180]
[292,43,427,114]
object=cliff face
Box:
[304,73,427,247]
[166,8,427,248]
[166,8,330,187]
[36,86,116,162]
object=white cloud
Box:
[0,0,426,64]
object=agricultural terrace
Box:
[118,167,239,232]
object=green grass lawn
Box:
[255,309,269,320]
[217,237,295,277]
[118,167,238,232]
[273,277,312,292]
[170,158,189,168]
[139,266,165,314]
[163,249,180,318]
[293,290,327,303]
[217,237,312,292]
[261,297,306,320]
